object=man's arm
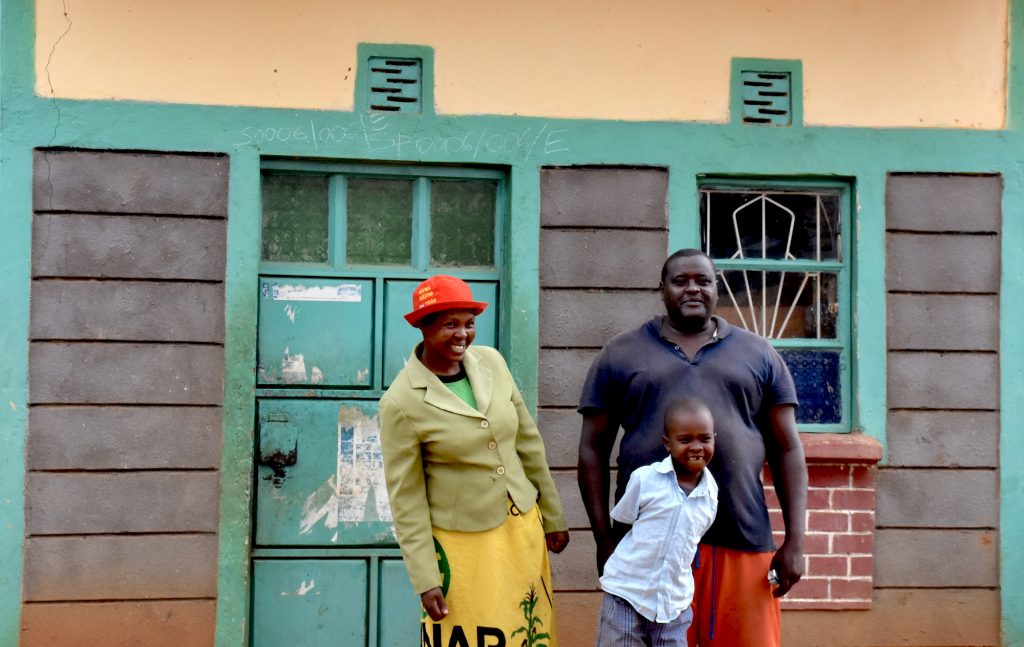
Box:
[765,403,807,597]
[577,409,619,576]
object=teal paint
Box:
[1000,166,1024,646]
[214,150,261,647]
[0,137,30,646]
[849,173,887,461]
[0,2,29,639]
[731,58,804,127]
[505,166,541,412]
[355,43,435,116]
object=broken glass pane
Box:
[701,190,841,261]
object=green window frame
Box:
[699,177,852,431]
[730,58,803,127]
[259,160,505,281]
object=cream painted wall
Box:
[35,0,1006,128]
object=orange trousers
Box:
[687,544,780,647]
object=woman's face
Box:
[419,309,477,372]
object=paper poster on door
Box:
[299,405,393,541]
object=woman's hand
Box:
[420,587,449,621]
[545,530,570,554]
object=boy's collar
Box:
[655,456,711,495]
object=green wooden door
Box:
[251,163,504,646]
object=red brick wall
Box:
[766,435,882,610]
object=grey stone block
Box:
[30,342,225,405]
[538,348,600,408]
[874,528,998,587]
[887,351,998,410]
[886,174,1001,233]
[28,406,223,470]
[553,470,588,529]
[876,468,997,528]
[31,280,225,342]
[27,472,220,535]
[541,167,668,229]
[886,410,998,468]
[20,600,217,647]
[24,534,218,600]
[32,214,226,280]
[886,233,999,293]
[33,151,228,216]
[540,229,668,289]
[549,530,601,591]
[887,293,997,351]
[537,408,582,468]
[540,289,661,348]
[783,589,1000,646]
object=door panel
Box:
[378,559,422,646]
[257,278,374,388]
[256,399,393,546]
[252,559,368,646]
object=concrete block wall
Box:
[538,167,669,643]
[879,173,1001,639]
[22,150,228,646]
[783,174,1002,646]
[538,169,1002,646]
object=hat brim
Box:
[404,300,488,326]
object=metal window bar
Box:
[716,191,817,340]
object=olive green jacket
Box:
[379,345,567,594]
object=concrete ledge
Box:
[801,433,883,464]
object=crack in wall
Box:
[43,0,73,208]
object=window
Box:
[700,180,850,428]
[260,162,503,272]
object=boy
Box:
[596,397,718,647]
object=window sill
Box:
[799,432,882,465]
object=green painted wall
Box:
[2,1,1023,645]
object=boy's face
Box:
[663,409,715,476]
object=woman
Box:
[380,274,569,646]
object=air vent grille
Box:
[740,71,792,126]
[368,57,422,113]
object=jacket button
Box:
[481,420,490,428]
[488,441,497,449]
[496,466,505,475]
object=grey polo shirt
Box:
[579,316,798,552]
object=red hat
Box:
[404,275,488,326]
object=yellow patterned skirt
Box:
[421,498,558,647]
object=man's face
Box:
[660,255,718,328]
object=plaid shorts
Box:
[597,592,692,647]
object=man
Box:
[577,248,807,646]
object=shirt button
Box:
[481,420,489,428]
[488,441,497,449]
[496,466,505,475]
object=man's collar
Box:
[656,315,732,340]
